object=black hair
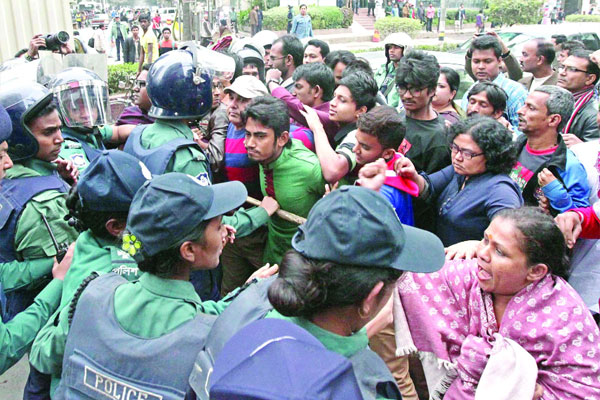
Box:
[448,115,516,174]
[65,185,129,241]
[305,39,330,59]
[162,27,171,34]
[243,96,291,144]
[268,250,402,318]
[299,3,307,7]
[440,66,460,94]
[467,82,507,114]
[494,207,569,280]
[274,35,304,67]
[342,58,374,78]
[570,48,600,85]
[338,71,378,111]
[131,25,140,30]
[559,40,585,55]
[395,50,440,92]
[551,34,567,45]
[137,220,209,278]
[533,38,555,65]
[32,102,58,122]
[324,50,356,71]
[357,106,405,150]
[141,63,152,72]
[292,62,335,102]
[470,35,502,58]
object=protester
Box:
[397,207,600,399]
[462,35,528,134]
[303,39,329,64]
[138,12,159,73]
[517,39,558,92]
[123,24,141,63]
[158,27,177,55]
[557,49,600,145]
[266,35,304,92]
[325,50,357,85]
[432,67,464,125]
[465,82,512,131]
[397,116,522,246]
[116,64,155,126]
[510,86,590,213]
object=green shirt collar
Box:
[264,141,294,170]
[268,309,369,358]
[138,273,202,304]
[5,158,56,178]
[155,119,194,139]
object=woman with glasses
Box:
[396,115,523,246]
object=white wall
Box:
[0,0,74,63]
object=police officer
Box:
[0,102,74,375]
[0,80,79,321]
[50,67,134,172]
[55,174,265,399]
[187,187,446,400]
[123,45,279,238]
[30,150,150,398]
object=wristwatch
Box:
[501,50,511,59]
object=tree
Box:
[488,0,542,26]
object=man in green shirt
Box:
[244,96,326,265]
[51,67,134,172]
[30,150,151,397]
[374,32,413,109]
[55,174,277,399]
[0,102,74,375]
[0,80,79,321]
[229,7,238,33]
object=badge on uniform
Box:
[195,172,210,186]
[70,154,87,168]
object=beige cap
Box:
[224,75,269,99]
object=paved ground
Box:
[0,356,29,399]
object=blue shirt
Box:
[461,73,528,135]
[425,165,523,246]
[291,15,313,39]
[380,185,414,226]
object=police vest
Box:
[187,276,402,400]
[55,273,216,400]
[0,175,69,263]
[62,128,105,168]
[123,125,211,177]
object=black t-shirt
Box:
[400,115,451,174]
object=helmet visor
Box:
[53,80,111,128]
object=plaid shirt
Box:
[462,73,528,136]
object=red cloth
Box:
[384,153,419,197]
[572,206,600,239]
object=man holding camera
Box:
[22,33,72,62]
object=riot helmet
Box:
[383,32,413,62]
[50,67,111,129]
[237,45,265,82]
[252,30,279,51]
[0,80,54,161]
[146,43,235,119]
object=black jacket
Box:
[123,37,140,64]
[568,98,600,142]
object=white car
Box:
[91,13,109,28]
[159,7,177,29]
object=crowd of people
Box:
[1,9,600,400]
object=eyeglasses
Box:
[135,80,147,88]
[269,55,286,62]
[450,143,484,160]
[397,86,425,96]
[559,65,589,74]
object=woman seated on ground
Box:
[396,207,600,399]
[432,67,465,126]
[396,115,523,246]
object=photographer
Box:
[20,33,73,62]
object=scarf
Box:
[563,86,595,134]
[395,259,600,400]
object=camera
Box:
[40,31,70,51]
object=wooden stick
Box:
[246,196,307,225]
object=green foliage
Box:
[263,6,351,31]
[415,43,459,51]
[443,8,479,22]
[107,63,138,94]
[566,14,600,22]
[487,0,542,26]
[239,9,249,27]
[374,17,422,39]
